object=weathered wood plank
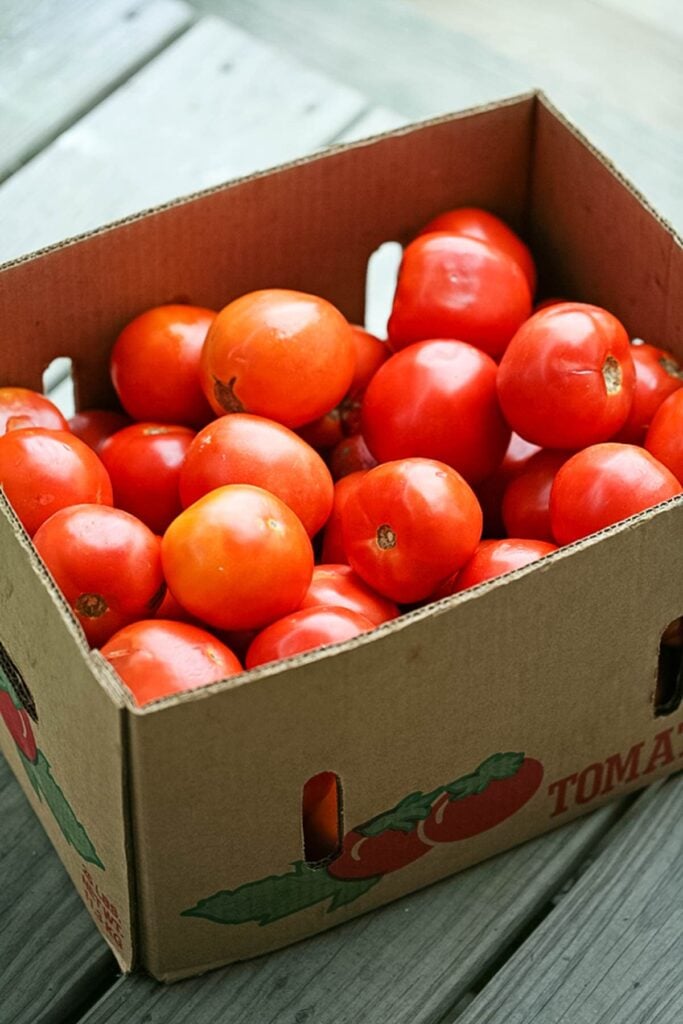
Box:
[0,755,115,1024]
[455,776,683,1024]
[0,16,366,264]
[81,803,623,1024]
[0,0,193,180]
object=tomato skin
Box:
[387,233,532,359]
[200,289,355,428]
[646,389,683,483]
[299,565,399,625]
[341,458,483,603]
[616,344,683,445]
[101,620,242,706]
[328,434,377,480]
[245,605,374,669]
[154,586,199,625]
[418,207,536,295]
[100,422,195,535]
[422,757,544,842]
[451,539,558,593]
[320,471,367,564]
[326,827,431,880]
[33,505,164,647]
[162,484,314,631]
[550,443,682,545]
[475,432,541,537]
[0,428,112,536]
[302,772,340,861]
[362,340,510,485]
[179,414,334,537]
[497,303,635,448]
[347,326,390,394]
[110,304,216,427]
[0,692,38,762]
[501,450,571,542]
[297,408,344,451]
[68,409,132,454]
[0,387,69,435]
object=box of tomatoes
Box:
[1,92,683,980]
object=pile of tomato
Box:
[2,206,683,710]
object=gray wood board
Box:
[0,0,193,180]
[81,803,623,1024]
[0,755,115,1024]
[0,15,367,264]
[456,775,683,1024]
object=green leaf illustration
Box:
[443,751,524,799]
[359,789,440,836]
[22,751,104,869]
[182,860,380,926]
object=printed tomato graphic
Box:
[0,691,37,762]
[326,827,431,880]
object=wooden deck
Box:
[1,2,682,1021]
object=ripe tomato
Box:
[418,207,536,294]
[68,409,132,454]
[299,564,399,625]
[387,233,531,359]
[341,458,483,603]
[110,304,215,427]
[646,388,683,482]
[33,505,164,647]
[0,387,68,434]
[320,471,367,563]
[328,434,377,480]
[475,432,541,537]
[616,343,683,445]
[302,771,340,862]
[100,423,195,534]
[347,326,390,394]
[162,485,314,631]
[245,605,374,669]
[297,408,344,451]
[101,620,242,706]
[550,443,681,544]
[497,303,635,448]
[501,450,571,542]
[449,539,558,593]
[0,428,112,536]
[154,586,200,625]
[200,289,355,428]
[179,414,334,537]
[361,340,510,485]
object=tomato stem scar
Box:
[214,376,244,413]
[76,593,108,618]
[602,354,622,394]
[376,524,397,549]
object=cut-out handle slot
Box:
[655,618,683,717]
[365,240,402,338]
[43,356,75,418]
[302,771,342,864]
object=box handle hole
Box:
[302,771,342,864]
[655,618,683,717]
[365,241,402,338]
[43,356,76,419]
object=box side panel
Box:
[530,97,683,353]
[0,498,135,968]
[0,96,533,409]
[129,498,683,979]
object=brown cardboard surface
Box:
[1,92,683,978]
[0,495,135,968]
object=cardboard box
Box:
[1,92,682,981]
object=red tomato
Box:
[245,605,374,669]
[502,450,571,542]
[348,326,390,393]
[299,564,399,625]
[154,586,199,625]
[110,304,215,427]
[200,289,355,428]
[418,207,536,294]
[33,505,164,647]
[0,428,112,536]
[387,233,532,359]
[646,389,683,482]
[0,387,68,435]
[450,539,557,593]
[550,443,681,544]
[341,458,483,603]
[328,434,378,480]
[497,303,635,448]
[616,343,683,444]
[475,432,541,537]
[297,408,344,451]
[162,485,314,631]
[362,340,510,485]
[68,409,132,454]
[179,414,334,537]
[100,423,195,534]
[320,471,367,564]
[302,772,340,861]
[101,620,242,706]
